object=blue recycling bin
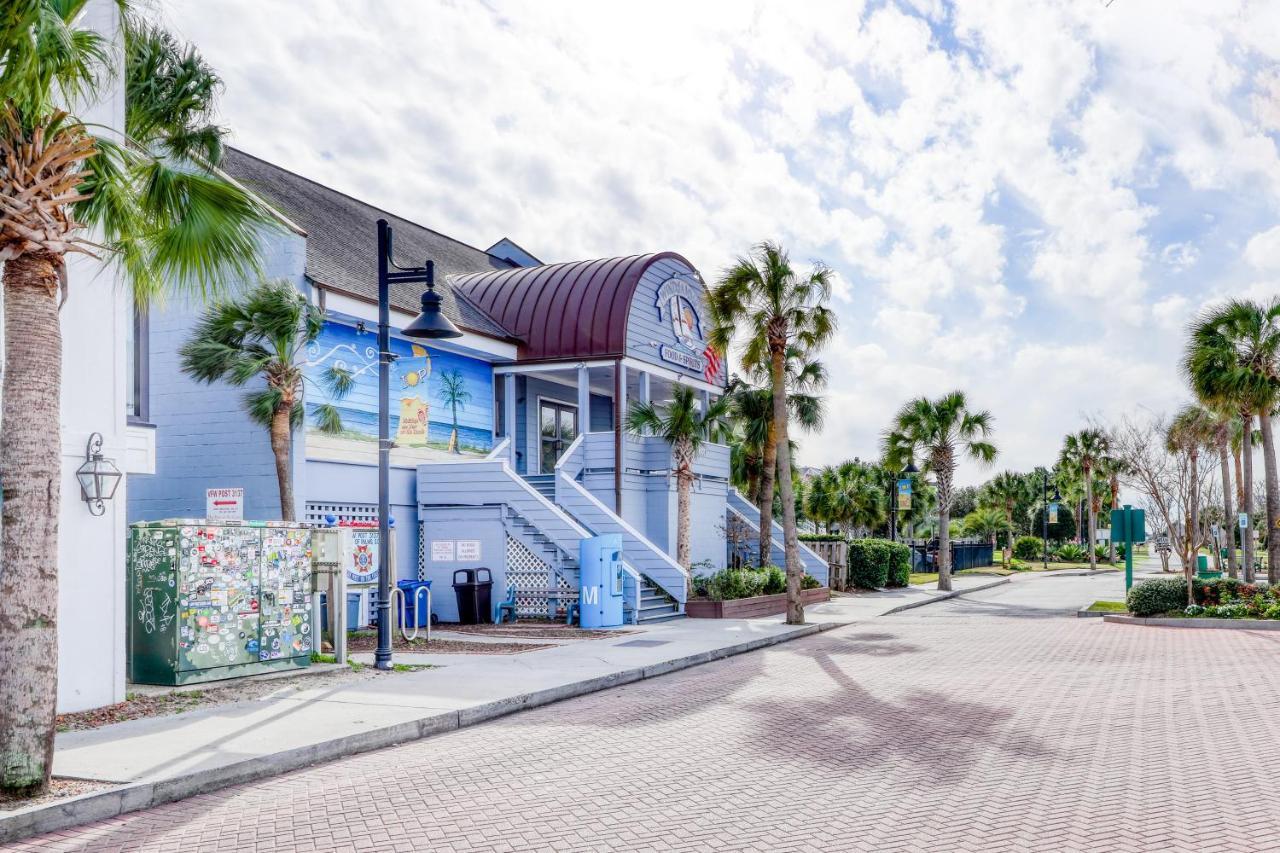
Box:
[319,592,365,632]
[397,579,432,627]
[579,534,624,628]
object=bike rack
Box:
[388,585,432,644]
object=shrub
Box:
[762,565,786,595]
[1094,544,1110,560]
[1116,542,1127,559]
[845,539,898,589]
[1013,536,1043,561]
[1127,578,1187,617]
[1055,543,1088,562]
[884,541,911,587]
[706,568,768,602]
[1191,578,1271,606]
[798,533,845,542]
[800,574,821,590]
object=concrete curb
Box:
[1103,614,1280,630]
[0,621,837,844]
[881,578,1011,615]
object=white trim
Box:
[320,290,518,360]
[494,360,616,375]
[485,436,512,461]
[622,356,723,396]
[535,396,579,474]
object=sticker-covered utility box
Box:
[127,520,315,685]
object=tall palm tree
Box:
[0,4,277,795]
[437,368,471,453]
[709,242,835,624]
[1184,299,1280,583]
[180,281,351,520]
[1166,404,1216,602]
[963,506,1006,549]
[1206,408,1239,577]
[627,385,730,577]
[883,391,997,591]
[1095,453,1129,564]
[1058,429,1110,571]
[980,471,1028,567]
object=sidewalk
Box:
[2,576,999,842]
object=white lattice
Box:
[304,502,378,525]
[506,535,557,617]
[417,522,426,581]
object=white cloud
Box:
[159,0,1280,481]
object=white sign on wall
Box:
[205,487,244,522]
[457,540,481,561]
[431,540,456,562]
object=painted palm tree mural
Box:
[301,320,493,460]
[437,368,472,453]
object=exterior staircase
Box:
[522,474,556,501]
[637,577,680,622]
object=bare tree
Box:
[1109,413,1212,604]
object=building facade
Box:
[127,149,827,631]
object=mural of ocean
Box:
[306,405,493,451]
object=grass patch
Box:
[909,568,1009,586]
[1085,600,1128,613]
[310,652,337,664]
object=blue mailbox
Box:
[579,534,624,628]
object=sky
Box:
[162,0,1280,484]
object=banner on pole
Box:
[896,479,912,511]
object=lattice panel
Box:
[506,535,555,617]
[304,502,378,524]
[417,522,426,581]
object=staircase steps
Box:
[637,578,681,623]
[522,474,557,501]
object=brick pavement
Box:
[8,612,1280,852]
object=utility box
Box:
[127,520,315,685]
[579,534,624,628]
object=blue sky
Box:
[166,0,1280,482]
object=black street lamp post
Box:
[374,218,462,671]
[1041,469,1061,572]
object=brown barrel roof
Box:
[451,252,693,361]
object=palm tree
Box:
[980,471,1028,567]
[883,391,997,591]
[963,507,1005,549]
[709,243,835,624]
[1184,299,1280,583]
[627,385,730,577]
[1058,429,1111,571]
[1166,404,1216,602]
[437,368,471,453]
[0,5,277,795]
[180,281,351,520]
[1204,408,1239,577]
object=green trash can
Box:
[1196,554,1208,571]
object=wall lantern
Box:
[76,432,122,516]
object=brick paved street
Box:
[10,580,1280,852]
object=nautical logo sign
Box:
[655,275,718,379]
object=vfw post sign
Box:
[205,487,244,522]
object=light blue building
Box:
[128,150,826,624]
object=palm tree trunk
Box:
[674,440,693,574]
[757,420,777,567]
[1219,441,1237,578]
[1187,450,1199,606]
[270,405,295,521]
[1004,513,1013,569]
[770,348,803,624]
[936,459,953,592]
[1108,478,1119,563]
[1259,411,1280,584]
[0,252,63,795]
[1233,445,1245,511]
[1085,465,1096,570]
[1243,413,1256,583]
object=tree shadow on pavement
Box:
[898,597,1070,619]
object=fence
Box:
[805,540,848,591]
[907,539,994,573]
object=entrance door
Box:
[539,401,578,473]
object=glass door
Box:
[539,401,579,473]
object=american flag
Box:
[702,344,722,383]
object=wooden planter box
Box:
[686,587,830,619]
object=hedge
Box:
[1013,536,1043,561]
[847,538,911,589]
[1126,577,1187,617]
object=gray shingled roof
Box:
[222,148,518,341]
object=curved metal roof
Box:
[451,252,694,361]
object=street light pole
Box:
[1042,469,1049,572]
[374,218,463,671]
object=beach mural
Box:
[303,320,493,461]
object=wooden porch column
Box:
[577,365,590,430]
[503,372,517,469]
[638,370,650,407]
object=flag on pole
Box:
[702,344,722,383]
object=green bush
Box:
[762,565,786,595]
[1127,578,1187,617]
[1013,536,1043,561]
[706,568,768,602]
[1094,544,1110,560]
[1055,543,1088,562]
[884,541,911,587]
[845,540,888,589]
[1116,542,1127,559]
[798,533,845,542]
[801,574,821,590]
